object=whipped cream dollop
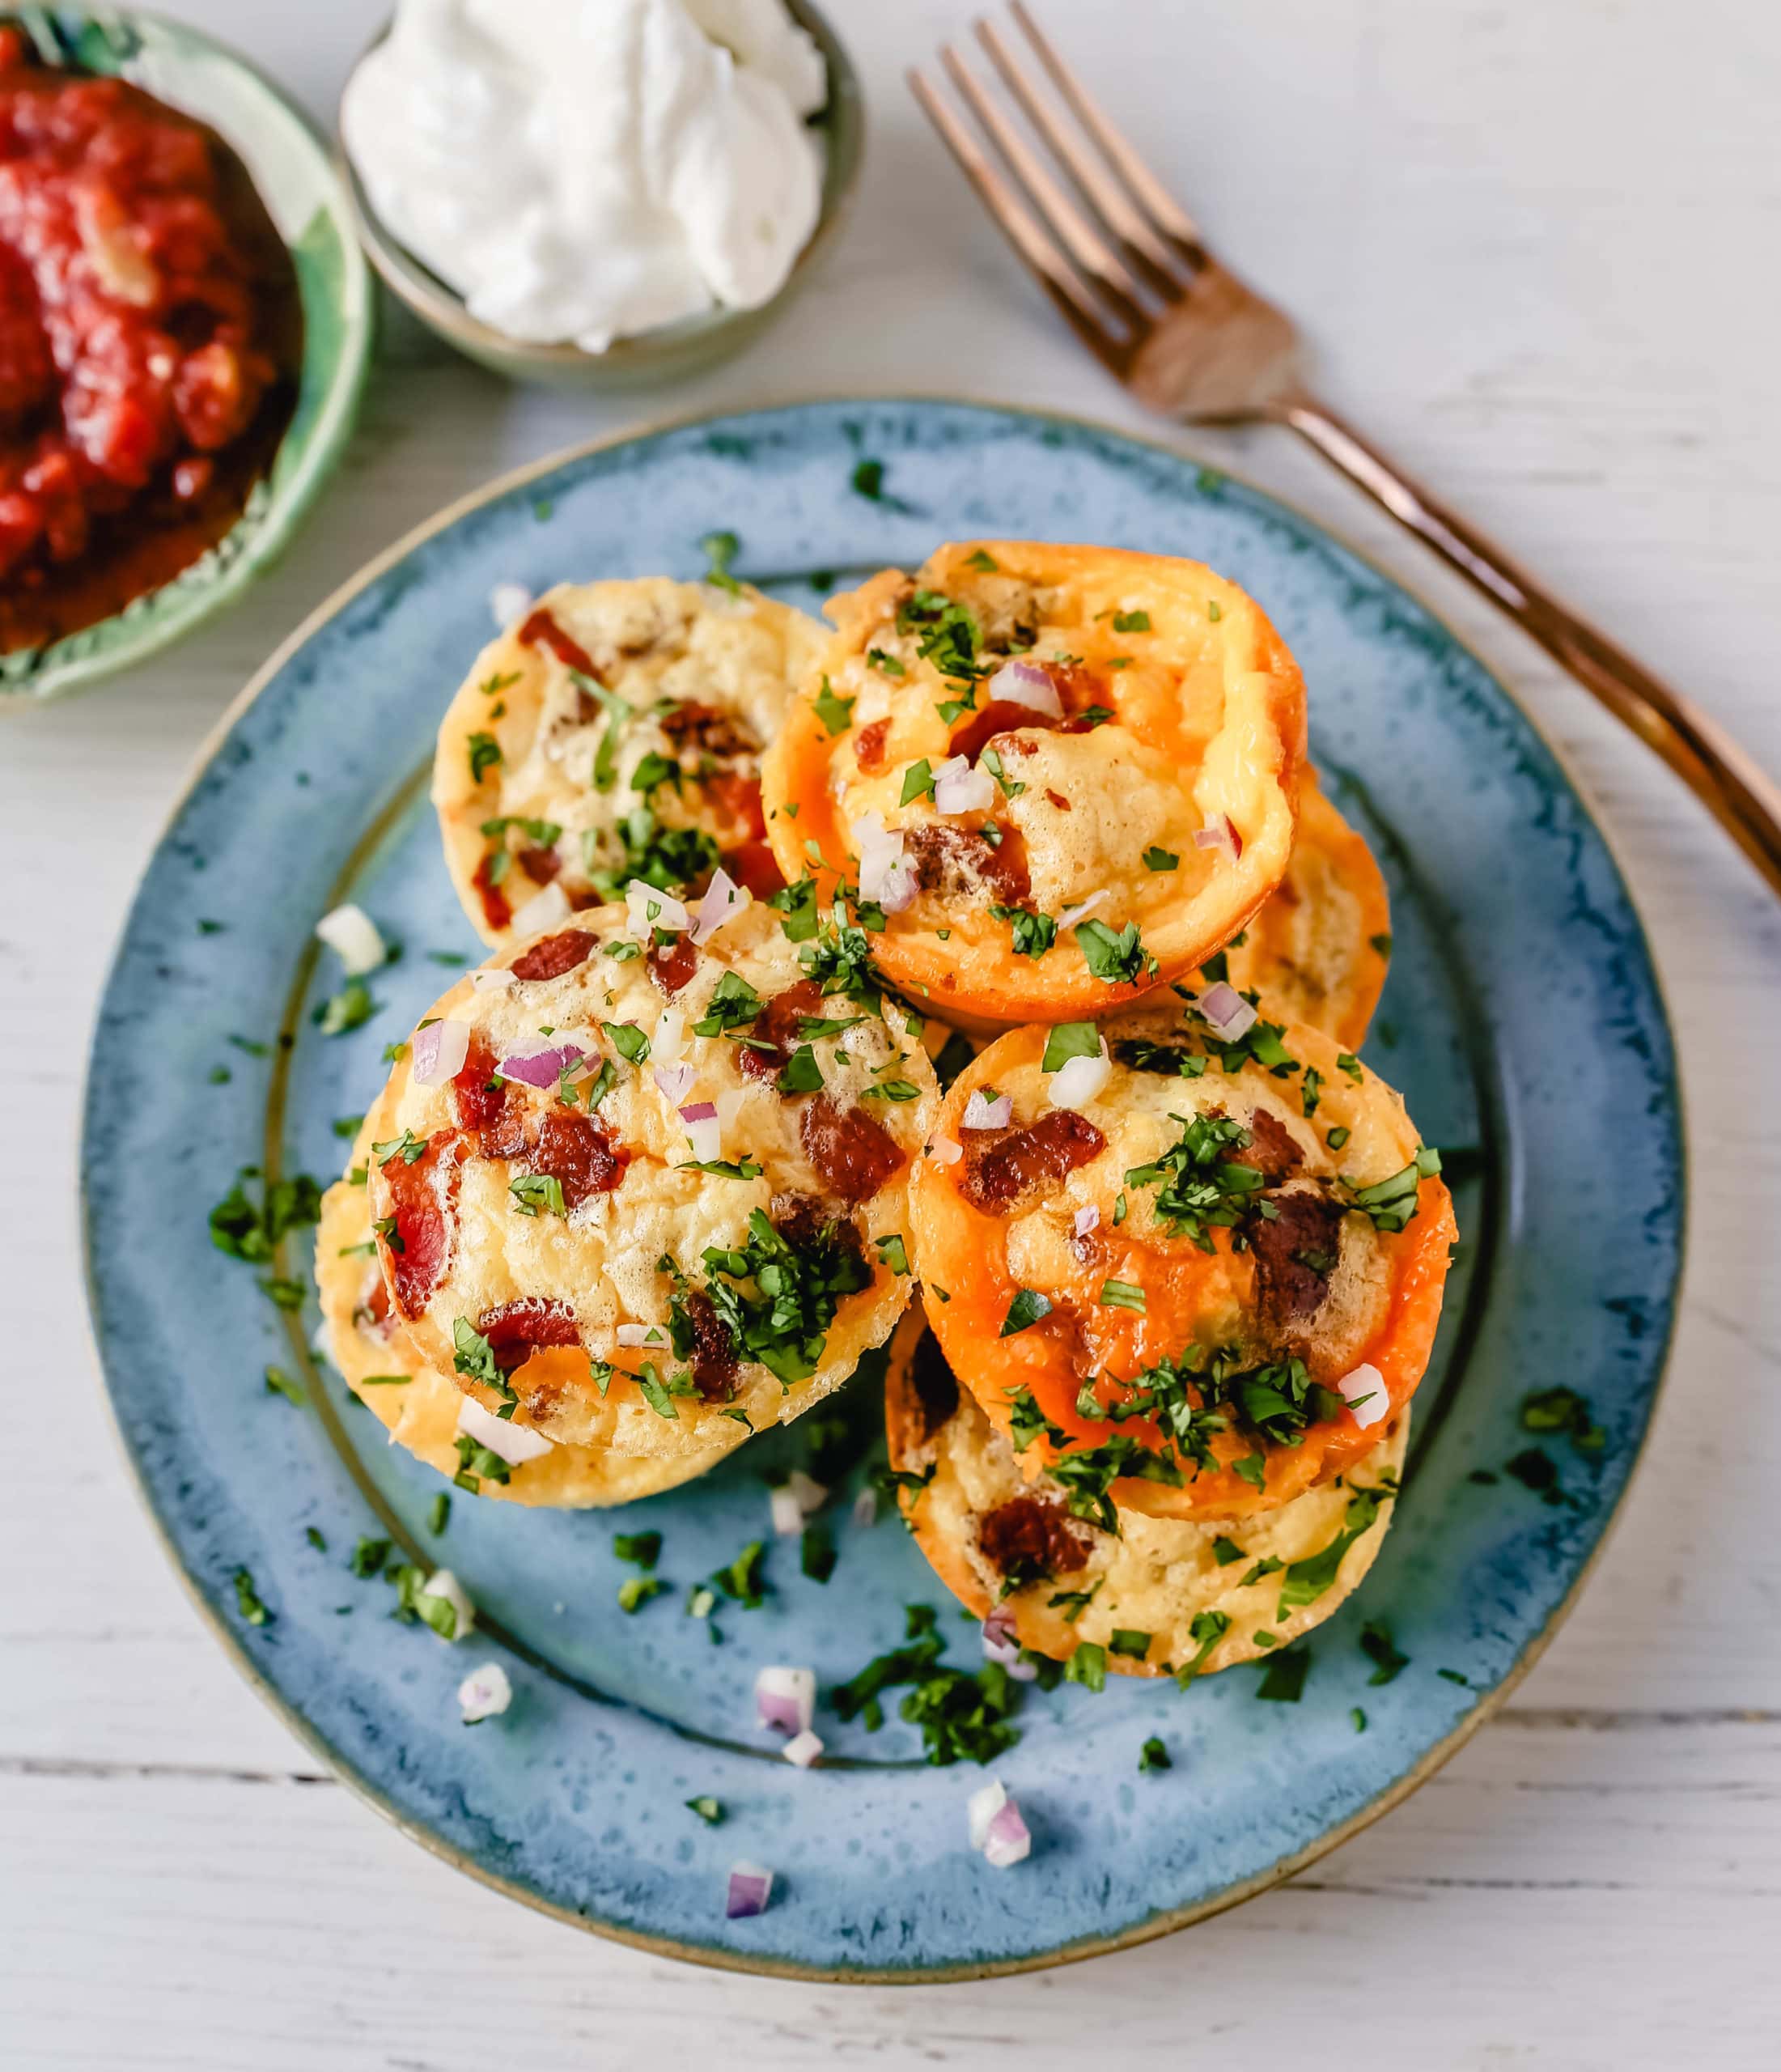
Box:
[342,0,828,351]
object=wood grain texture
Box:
[2,0,1777,2063]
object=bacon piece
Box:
[947,701,1062,765]
[700,769,768,839]
[516,843,562,883]
[473,851,511,933]
[524,1108,627,1209]
[855,717,891,771]
[518,608,597,677]
[647,936,699,995]
[510,928,596,982]
[476,1297,582,1374]
[679,1288,739,1399]
[1240,1110,1304,1180]
[1044,788,1071,811]
[769,1189,864,1263]
[978,1496,1091,1581]
[661,699,757,759]
[799,1096,906,1205]
[736,979,825,1083]
[452,1038,524,1156]
[723,838,785,899]
[379,1132,461,1318]
[1249,1188,1346,1326]
[906,822,1031,907]
[957,1110,1105,1216]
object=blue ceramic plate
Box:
[83,400,1682,1980]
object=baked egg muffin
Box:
[436,577,826,947]
[761,541,1307,1025]
[363,900,937,1467]
[906,991,1453,1522]
[885,1308,1408,1679]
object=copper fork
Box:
[910,3,1781,899]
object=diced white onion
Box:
[410,1017,471,1087]
[769,1484,804,1538]
[490,581,532,630]
[962,1089,1012,1131]
[928,1134,963,1166]
[768,1470,827,1536]
[457,1662,512,1724]
[1198,980,1257,1042]
[932,754,996,817]
[1049,1044,1111,1110]
[511,881,571,938]
[714,1087,747,1132]
[616,1323,668,1349]
[679,1099,722,1164]
[470,966,516,994]
[782,1730,824,1768]
[457,1395,553,1464]
[1058,891,1108,930]
[314,902,386,976]
[1073,1204,1100,1238]
[652,1062,697,1105]
[726,1862,774,1918]
[653,1006,687,1063]
[755,1665,815,1736]
[626,879,690,939]
[690,867,751,945]
[852,811,920,912]
[851,1487,878,1528]
[986,658,1065,720]
[1338,1361,1388,1429]
[417,1569,475,1644]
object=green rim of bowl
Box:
[337,0,863,386]
[0,6,374,707]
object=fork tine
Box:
[907,66,1134,361]
[1002,1,1208,270]
[938,44,1151,335]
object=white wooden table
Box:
[5,2,1778,2062]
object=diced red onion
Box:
[652,1062,697,1105]
[1198,981,1257,1042]
[754,1665,815,1736]
[928,1134,963,1166]
[986,659,1065,720]
[852,812,920,912]
[496,1042,587,1089]
[457,1395,553,1463]
[1073,1204,1100,1238]
[416,1569,475,1644]
[511,881,571,938]
[616,1323,668,1350]
[1058,891,1107,929]
[457,1662,512,1724]
[782,1729,824,1768]
[1194,813,1244,860]
[691,867,751,945]
[679,1099,722,1164]
[726,1862,774,1918]
[314,902,387,976]
[980,1608,1036,1680]
[851,1487,878,1528]
[626,880,690,939]
[933,754,996,816]
[962,1089,1012,1131]
[489,580,531,630]
[1048,1043,1110,1110]
[1338,1361,1388,1429]
[410,1017,471,1088]
[967,1777,1032,1865]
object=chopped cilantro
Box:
[1006,1386,1066,1451]
[316,980,377,1036]
[1349,1145,1442,1232]
[851,458,884,499]
[1255,1646,1310,1702]
[1370,932,1393,957]
[1099,1279,1147,1312]
[1143,846,1179,872]
[1520,1386,1606,1452]
[1112,609,1151,632]
[866,647,905,677]
[813,676,855,736]
[712,1539,767,1607]
[619,1576,667,1613]
[466,732,502,783]
[900,758,935,806]
[614,1531,661,1569]
[801,1524,836,1582]
[208,1170,322,1264]
[874,1232,910,1276]
[1048,1435,1184,1531]
[1075,916,1153,985]
[1359,1620,1409,1684]
[999,1289,1052,1336]
[991,905,1058,959]
[895,588,990,683]
[1109,1628,1151,1660]
[1065,1641,1107,1692]
[1040,1021,1102,1072]
[263,1365,304,1407]
[700,529,741,592]
[232,1569,270,1625]
[1139,1735,1172,1772]
[508,1173,566,1218]
[685,1795,723,1825]
[1275,1487,1386,1617]
[1176,1609,1231,1681]
[699,1206,871,1385]
[966,549,999,572]
[981,746,1025,799]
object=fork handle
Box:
[1279,392,1781,899]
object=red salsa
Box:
[0,31,299,650]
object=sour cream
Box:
[341,0,828,352]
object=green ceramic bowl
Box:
[337,0,863,389]
[0,7,373,708]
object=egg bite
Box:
[435,577,827,948]
[363,899,937,1468]
[315,1115,750,1505]
[906,991,1454,1523]
[761,541,1307,1025]
[884,1307,1408,1679]
[1209,767,1391,1054]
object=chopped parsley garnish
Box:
[427,1493,450,1537]
[774,1042,824,1095]
[316,980,377,1036]
[712,1539,767,1608]
[1504,1447,1566,1504]
[981,746,1024,799]
[1099,1279,1147,1312]
[966,549,999,571]
[1348,1144,1441,1232]
[1370,932,1393,957]
[1006,1386,1066,1450]
[801,1525,836,1582]
[1359,1620,1409,1684]
[232,1569,270,1625]
[990,905,1058,959]
[466,731,502,783]
[629,751,680,796]
[208,1170,322,1264]
[1075,916,1154,985]
[1122,1110,1261,1249]
[1520,1386,1606,1452]
[866,647,905,677]
[586,805,719,901]
[1275,1486,1387,1617]
[1300,1066,1324,1118]
[1336,1052,1364,1083]
[1040,1021,1101,1072]
[851,458,884,499]
[1139,1735,1172,1772]
[1047,1581,1101,1624]
[614,1531,661,1569]
[372,1128,427,1166]
[1326,1124,1351,1150]
[832,1610,1023,1766]
[1143,846,1178,871]
[1113,1037,1207,1080]
[1111,609,1151,633]
[1109,1628,1151,1660]
[895,587,990,682]
[900,758,935,806]
[874,1233,910,1276]
[450,1317,515,1414]
[1047,1435,1184,1531]
[685,1795,723,1825]
[999,1289,1052,1337]
[813,676,855,736]
[619,1576,667,1613]
[602,1020,650,1064]
[700,1207,872,1385]
[700,528,741,592]
[508,1173,566,1218]
[1065,1641,1107,1692]
[349,1536,391,1578]
[1255,1645,1310,1702]
[263,1365,304,1407]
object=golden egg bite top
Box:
[761,541,1307,1025]
[906,992,1454,1522]
[1215,767,1391,1054]
[316,1115,751,1505]
[884,1307,1407,1679]
[364,901,937,1462]
[435,577,827,947]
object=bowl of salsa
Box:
[0,10,371,703]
